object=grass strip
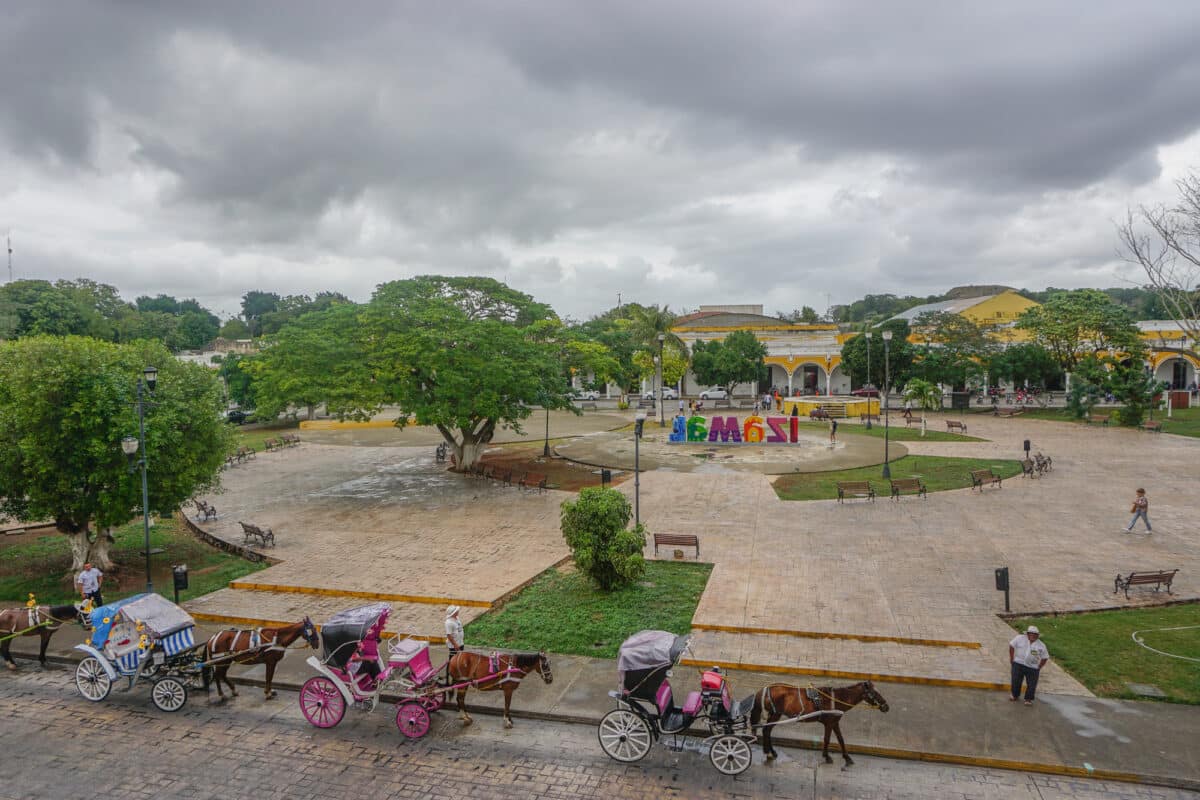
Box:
[772,454,1023,501]
[467,561,712,658]
[1009,605,1200,704]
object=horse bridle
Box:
[538,652,553,683]
[861,682,889,712]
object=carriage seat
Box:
[655,682,674,716]
[681,691,703,716]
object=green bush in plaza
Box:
[560,488,646,590]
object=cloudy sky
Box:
[3,2,1200,321]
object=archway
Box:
[1155,356,1196,390]
[792,363,825,396]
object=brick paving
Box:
[2,668,1195,800]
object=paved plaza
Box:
[2,668,1195,800]
[191,410,1200,692]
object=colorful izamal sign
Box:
[668,414,811,444]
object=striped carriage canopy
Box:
[87,593,195,657]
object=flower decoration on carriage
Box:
[102,617,110,624]
[26,593,37,608]
[81,598,93,614]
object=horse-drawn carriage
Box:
[598,630,758,775]
[298,603,552,737]
[73,593,201,712]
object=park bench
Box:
[889,477,927,500]
[946,420,968,433]
[519,472,548,493]
[498,469,515,488]
[238,521,276,548]
[1114,569,1178,599]
[193,499,217,522]
[435,442,448,463]
[238,446,256,461]
[482,465,497,482]
[969,469,1002,491]
[1021,458,1036,478]
[264,438,281,452]
[471,463,486,479]
[809,408,829,420]
[1086,414,1110,426]
[836,481,875,503]
[992,407,1023,418]
[714,399,732,409]
[904,416,922,427]
[282,434,301,446]
[1034,452,1052,474]
[653,533,700,558]
[581,402,598,411]
[1140,420,1163,433]
[859,413,879,424]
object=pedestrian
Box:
[1008,625,1049,705]
[678,399,685,416]
[688,399,695,413]
[76,562,104,607]
[774,390,782,412]
[1126,488,1152,533]
[444,605,464,682]
[829,418,838,444]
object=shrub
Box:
[560,487,646,590]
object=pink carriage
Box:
[297,603,451,738]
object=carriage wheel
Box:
[75,657,111,702]
[299,676,346,728]
[597,709,652,763]
[708,735,753,776]
[395,700,432,739]
[151,677,188,712]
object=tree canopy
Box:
[838,320,914,390]
[1015,290,1142,372]
[690,330,767,395]
[0,336,234,570]
[360,276,573,468]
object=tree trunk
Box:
[440,418,495,471]
[307,403,316,420]
[456,441,487,470]
[66,529,91,573]
[87,527,117,571]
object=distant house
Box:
[207,337,257,355]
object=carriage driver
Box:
[444,606,464,682]
[76,562,104,607]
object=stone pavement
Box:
[8,635,1200,791]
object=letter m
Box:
[707,416,743,443]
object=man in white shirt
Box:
[76,562,104,607]
[444,605,464,682]
[1008,625,1049,705]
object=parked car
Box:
[571,389,600,401]
[222,408,253,425]
[661,387,679,400]
[851,385,880,397]
[698,387,728,400]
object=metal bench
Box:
[1140,420,1163,433]
[1114,569,1177,599]
[970,469,1002,491]
[946,420,968,433]
[238,521,276,548]
[1086,414,1110,426]
[519,472,548,493]
[836,481,875,503]
[653,533,700,557]
[193,499,217,522]
[889,477,927,500]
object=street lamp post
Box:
[864,332,872,429]
[543,405,551,458]
[881,331,892,479]
[633,413,646,527]
[657,333,666,427]
[121,365,158,593]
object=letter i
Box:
[790,416,798,443]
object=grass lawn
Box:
[772,454,1023,501]
[978,405,1200,437]
[0,516,268,606]
[1009,605,1200,704]
[467,561,712,658]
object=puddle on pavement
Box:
[312,454,504,508]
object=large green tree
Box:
[910,311,997,389]
[1016,290,1142,373]
[987,343,1063,389]
[690,330,768,396]
[361,276,570,469]
[838,319,915,390]
[244,303,382,421]
[0,336,234,570]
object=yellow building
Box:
[890,290,1039,343]
[1139,321,1199,388]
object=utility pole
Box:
[6,233,11,283]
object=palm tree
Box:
[625,304,687,356]
[903,378,941,436]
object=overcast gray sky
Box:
[3,1,1199,320]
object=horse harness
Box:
[0,606,76,643]
[206,628,298,664]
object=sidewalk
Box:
[12,623,1198,791]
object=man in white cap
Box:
[1008,625,1049,705]
[444,605,463,682]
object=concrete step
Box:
[183,588,482,641]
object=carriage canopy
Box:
[321,603,391,669]
[86,593,195,656]
[616,630,689,697]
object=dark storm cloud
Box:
[2,2,1199,318]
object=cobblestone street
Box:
[1,668,1194,800]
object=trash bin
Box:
[601,469,612,486]
[172,564,188,603]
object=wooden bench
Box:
[970,469,1002,491]
[435,443,448,463]
[283,433,301,446]
[519,472,548,493]
[1020,458,1036,478]
[1034,452,1052,474]
[946,420,968,433]
[714,399,732,409]
[264,438,281,452]
[653,533,700,557]
[580,402,598,411]
[1086,414,1110,426]
[889,477,927,500]
[237,446,256,461]
[1140,420,1163,433]
[859,413,879,424]
[238,521,276,548]
[836,481,875,503]
[904,416,922,427]
[499,469,515,488]
[1114,569,1178,599]
[193,499,217,522]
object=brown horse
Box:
[0,604,85,670]
[751,681,889,766]
[448,650,553,728]
[203,617,318,701]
